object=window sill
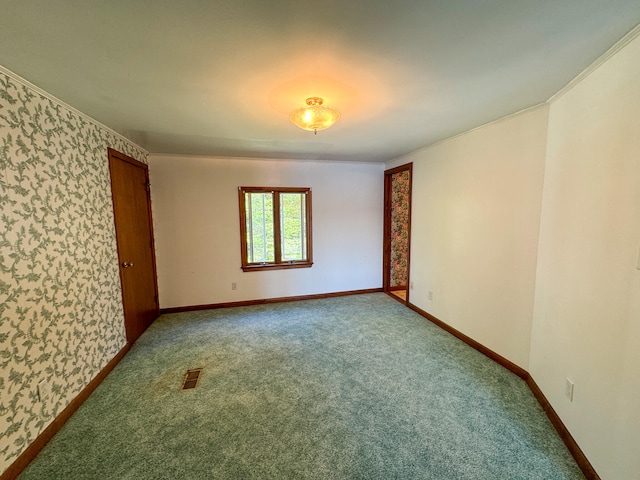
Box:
[241,262,313,272]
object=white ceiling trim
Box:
[548,21,640,104]
[0,64,148,155]
[148,152,386,167]
[424,103,548,152]
[386,102,549,169]
[389,20,640,166]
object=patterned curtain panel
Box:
[390,170,410,288]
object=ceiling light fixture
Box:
[289,97,340,135]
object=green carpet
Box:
[20,293,584,479]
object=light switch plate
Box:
[565,378,574,402]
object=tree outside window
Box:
[238,187,312,271]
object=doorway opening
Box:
[383,163,412,304]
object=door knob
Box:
[122,262,134,268]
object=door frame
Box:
[383,163,413,304]
[108,148,160,343]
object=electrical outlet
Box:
[231,282,237,291]
[565,378,574,402]
[37,379,50,403]
[410,281,414,290]
[37,378,55,420]
[428,290,433,301]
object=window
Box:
[238,187,313,271]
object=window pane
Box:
[245,192,275,263]
[239,186,311,271]
[280,192,307,261]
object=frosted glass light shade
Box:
[290,97,340,134]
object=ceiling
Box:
[2,1,640,162]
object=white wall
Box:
[149,155,384,308]
[530,33,640,480]
[389,28,640,479]
[388,106,549,370]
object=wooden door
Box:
[108,148,159,343]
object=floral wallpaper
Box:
[390,170,410,288]
[0,69,147,474]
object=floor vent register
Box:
[181,368,203,390]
